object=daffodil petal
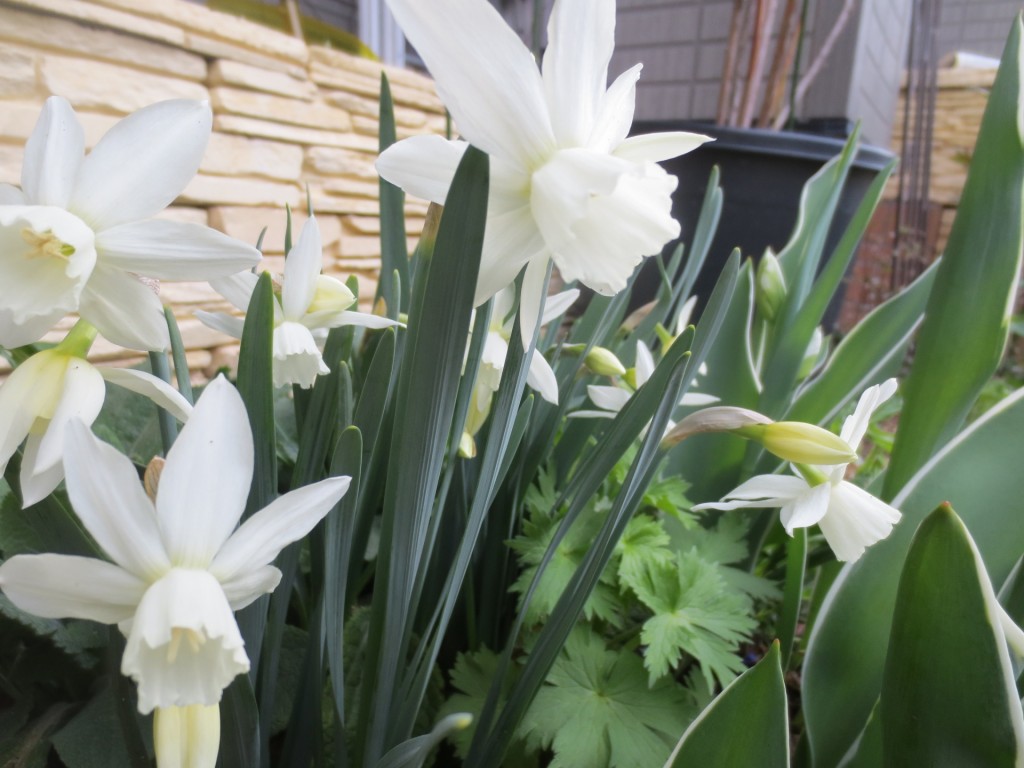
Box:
[219,565,282,611]
[779,482,832,534]
[21,96,83,208]
[375,135,467,204]
[0,354,54,473]
[518,254,550,349]
[635,341,656,386]
[0,553,145,624]
[567,409,616,420]
[614,131,713,164]
[386,0,555,167]
[839,378,898,449]
[210,476,351,582]
[693,474,810,511]
[818,482,901,562]
[0,183,27,205]
[79,263,168,351]
[282,218,322,320]
[475,205,542,307]
[19,432,67,508]
[157,376,253,568]
[308,310,404,331]
[96,220,260,280]
[210,271,260,314]
[70,100,211,231]
[272,321,329,388]
[589,63,643,154]
[527,350,559,405]
[543,0,615,146]
[194,310,245,340]
[586,385,630,412]
[63,419,171,579]
[100,367,193,424]
[540,288,579,326]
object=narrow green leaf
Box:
[803,386,1024,766]
[884,16,1024,497]
[220,675,261,768]
[376,73,410,315]
[146,351,177,452]
[666,642,788,767]
[881,504,1024,766]
[376,713,472,768]
[778,527,807,668]
[163,306,193,404]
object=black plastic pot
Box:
[630,120,894,328]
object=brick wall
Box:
[0,0,446,379]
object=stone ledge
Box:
[180,174,301,208]
[210,59,315,101]
[203,133,305,182]
[215,114,379,152]
[211,87,352,132]
[5,0,186,48]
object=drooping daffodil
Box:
[460,285,578,457]
[0,320,192,507]
[197,217,402,389]
[0,376,351,766]
[376,0,711,347]
[0,97,261,351]
[694,379,902,562]
[570,341,718,427]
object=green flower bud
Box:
[584,347,626,377]
[755,251,786,323]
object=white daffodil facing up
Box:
[0,97,261,351]
[460,286,578,457]
[694,379,902,563]
[197,218,402,389]
[376,0,711,348]
[0,320,193,508]
[0,377,350,766]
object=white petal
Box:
[307,310,404,331]
[480,331,509,373]
[693,474,810,512]
[79,263,168,351]
[219,565,281,611]
[589,64,643,154]
[282,218,322,320]
[272,321,329,388]
[613,131,713,164]
[375,135,467,204]
[0,205,97,332]
[96,220,260,280]
[122,568,248,714]
[518,255,550,349]
[526,350,559,405]
[19,433,66,508]
[70,100,211,230]
[567,409,616,420]
[543,0,615,146]
[210,271,260,314]
[0,553,145,624]
[678,392,720,406]
[675,295,698,334]
[0,183,28,205]
[21,96,84,208]
[194,310,245,340]
[839,378,898,450]
[817,482,901,562]
[100,367,193,425]
[32,358,105,474]
[540,288,579,326]
[386,0,555,167]
[475,205,543,307]
[157,376,253,568]
[779,482,832,534]
[635,341,656,386]
[587,384,630,412]
[0,351,61,473]
[0,308,68,350]
[211,476,350,581]
[63,419,171,580]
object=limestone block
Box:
[154,207,209,226]
[4,0,186,49]
[351,114,379,136]
[308,195,379,216]
[310,46,436,94]
[209,207,343,254]
[0,101,120,148]
[215,115,379,152]
[211,87,351,131]
[209,59,315,101]
[176,316,240,349]
[159,281,224,305]
[186,33,306,79]
[0,46,37,98]
[342,215,382,235]
[304,146,377,177]
[309,63,445,114]
[41,55,208,114]
[338,236,384,259]
[0,145,23,184]
[324,92,379,119]
[206,345,240,379]
[320,177,379,199]
[90,0,308,65]
[180,174,300,208]
[0,5,204,80]
[202,133,304,182]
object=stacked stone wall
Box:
[0,0,446,378]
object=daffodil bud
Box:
[654,322,675,353]
[307,275,355,315]
[584,347,626,377]
[742,421,856,465]
[154,704,221,768]
[458,432,477,459]
[661,406,771,448]
[755,251,786,323]
[797,327,826,381]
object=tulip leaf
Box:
[881,504,1024,766]
[883,15,1024,498]
[803,385,1024,767]
[666,641,788,767]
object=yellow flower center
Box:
[21,227,75,260]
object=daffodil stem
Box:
[55,319,98,358]
[164,307,193,405]
[148,351,178,454]
[794,463,830,486]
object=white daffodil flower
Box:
[197,218,402,389]
[0,96,261,351]
[694,379,902,563]
[0,322,192,507]
[460,286,578,457]
[0,376,350,720]
[375,0,711,347]
[571,341,718,424]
